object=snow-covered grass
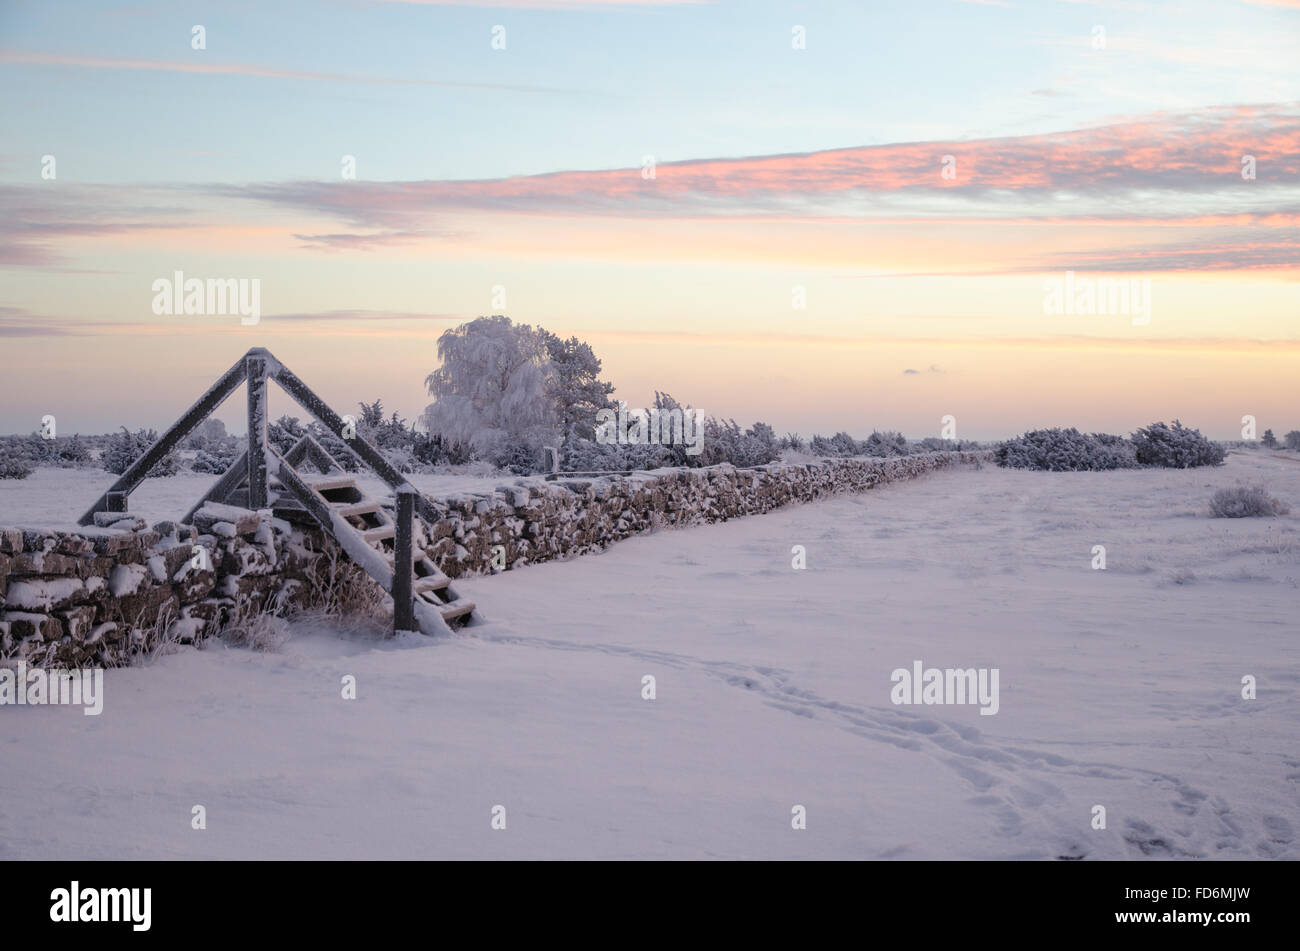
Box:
[2,452,1297,859]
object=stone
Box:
[1,611,64,641]
[56,604,97,639]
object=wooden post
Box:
[393,487,416,634]
[106,491,127,513]
[246,354,268,509]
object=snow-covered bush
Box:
[191,443,238,474]
[0,450,33,479]
[863,430,908,457]
[1131,420,1225,469]
[1209,486,1290,518]
[267,414,307,455]
[101,427,180,477]
[1285,431,1300,451]
[488,437,545,475]
[995,428,1139,471]
[412,432,472,467]
[562,438,653,472]
[809,432,860,457]
[691,418,780,468]
[57,434,93,468]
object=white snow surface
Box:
[1,452,1298,859]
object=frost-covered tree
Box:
[358,399,386,429]
[423,316,557,466]
[1262,429,1277,448]
[1286,431,1300,451]
[540,330,615,451]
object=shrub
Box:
[694,418,780,468]
[267,415,307,455]
[863,430,908,457]
[995,427,1138,471]
[809,431,860,457]
[191,444,238,474]
[57,434,93,468]
[101,427,180,477]
[1131,420,1225,468]
[0,452,33,479]
[487,436,546,475]
[412,431,472,467]
[1209,486,1290,518]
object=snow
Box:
[105,563,150,598]
[4,577,87,611]
[194,501,261,525]
[1,451,1297,858]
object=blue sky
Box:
[1,0,1297,439]
[7,0,1295,185]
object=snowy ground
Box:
[2,452,1298,859]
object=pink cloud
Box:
[228,103,1300,228]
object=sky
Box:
[0,0,1297,440]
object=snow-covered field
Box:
[2,452,1298,859]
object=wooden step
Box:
[414,575,450,594]
[303,475,358,493]
[334,500,382,518]
[362,525,396,544]
[438,598,476,622]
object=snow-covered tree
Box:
[541,330,615,451]
[423,316,558,462]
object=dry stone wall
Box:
[1,452,986,667]
[0,507,359,669]
[422,451,989,578]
